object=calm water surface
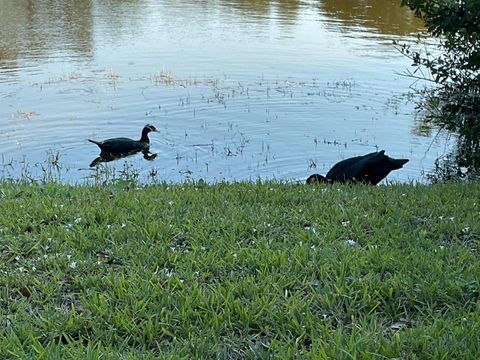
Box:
[0,0,443,183]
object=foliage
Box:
[0,181,479,358]
[398,0,480,181]
[401,0,480,85]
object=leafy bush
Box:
[398,0,480,181]
[401,0,480,86]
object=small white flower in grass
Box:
[74,217,82,224]
[67,255,72,260]
[233,253,237,258]
[201,246,206,251]
[44,255,48,259]
[391,318,409,331]
[321,188,328,193]
[438,216,444,220]
[65,224,73,231]
[401,193,406,197]
[449,217,455,221]
[121,223,126,228]
[462,227,470,233]
[194,271,200,276]
[346,239,357,246]
[164,268,174,277]
[15,256,20,261]
[252,228,257,233]
[31,266,36,272]
[107,224,112,229]
[310,245,316,250]
[342,221,350,227]
[168,201,174,206]
[439,245,445,250]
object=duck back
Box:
[325,151,408,184]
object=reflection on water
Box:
[320,0,423,35]
[0,0,440,184]
[90,150,157,167]
[0,0,94,67]
[0,0,423,69]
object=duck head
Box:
[144,124,158,133]
[140,124,158,143]
[306,174,331,184]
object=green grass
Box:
[0,180,479,359]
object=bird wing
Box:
[326,151,384,182]
[99,138,145,153]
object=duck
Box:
[89,124,158,155]
[306,150,409,185]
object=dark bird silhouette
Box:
[88,124,158,167]
[89,124,157,154]
[306,150,409,185]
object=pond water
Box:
[0,0,444,183]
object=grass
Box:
[0,180,479,359]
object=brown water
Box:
[0,0,443,183]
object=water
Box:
[0,0,444,183]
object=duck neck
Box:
[140,128,150,143]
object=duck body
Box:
[307,150,409,185]
[88,124,158,167]
[88,137,150,154]
[89,124,157,155]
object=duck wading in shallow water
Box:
[306,150,409,185]
[88,124,158,167]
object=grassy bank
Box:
[0,180,479,359]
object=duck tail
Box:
[88,139,102,146]
[391,158,409,169]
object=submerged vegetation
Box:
[0,180,479,358]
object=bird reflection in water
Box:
[89,150,157,167]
